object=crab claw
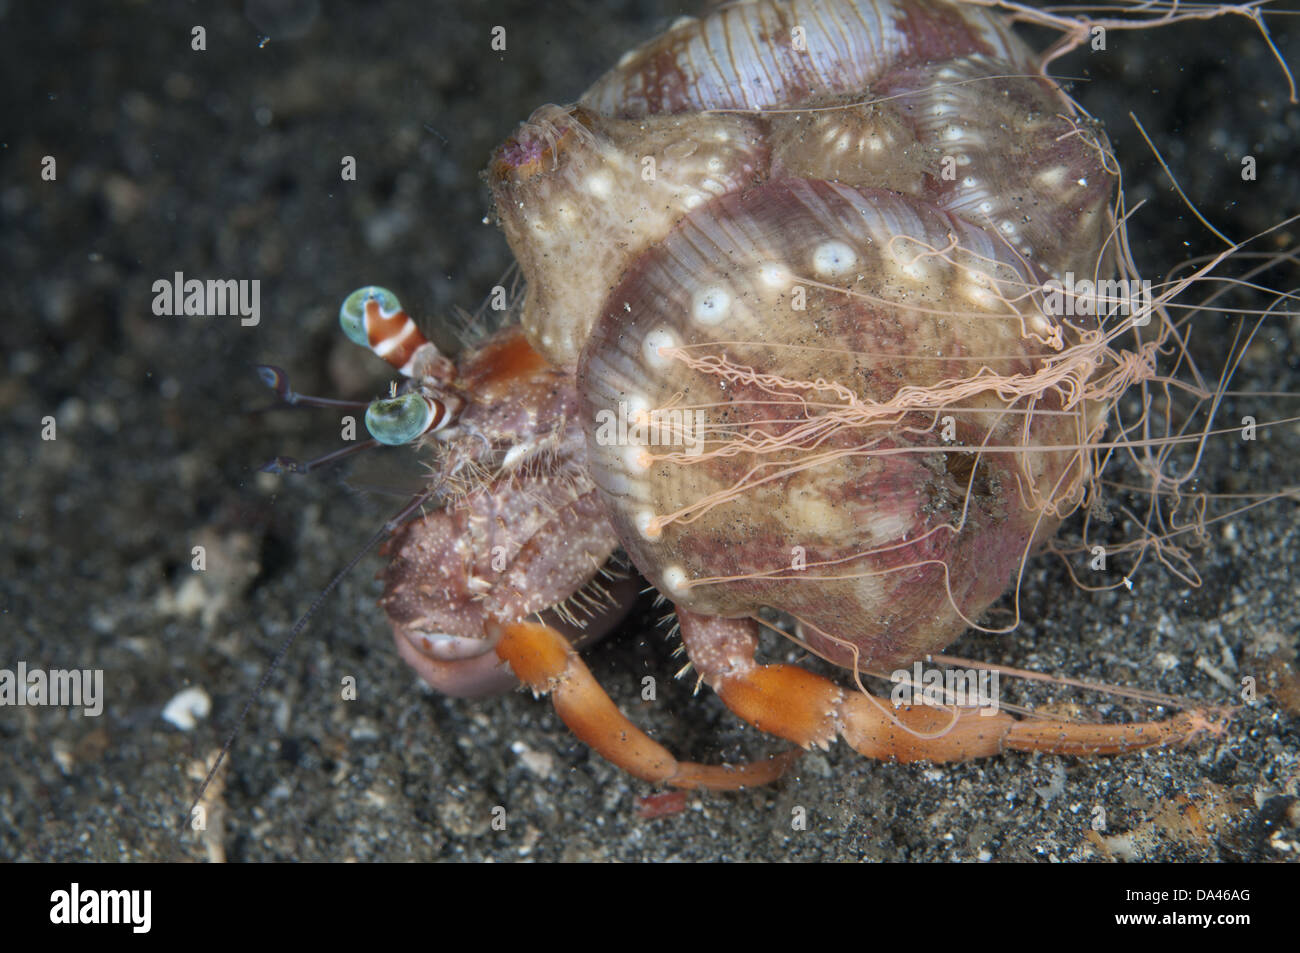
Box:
[393,623,516,698]
[381,497,639,697]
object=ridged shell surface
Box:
[487,0,1120,671]
[578,178,1091,671]
[491,0,1115,368]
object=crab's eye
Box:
[339,286,440,377]
[364,392,450,445]
[339,286,403,348]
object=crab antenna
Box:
[254,365,371,411]
[251,364,383,472]
[259,439,381,475]
[181,485,437,835]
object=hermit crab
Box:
[237,0,1262,799]
[193,0,1298,820]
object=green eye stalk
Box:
[365,392,451,446]
[337,285,462,446]
[255,287,461,473]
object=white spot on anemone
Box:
[625,443,651,473]
[662,565,689,593]
[1029,310,1054,337]
[1034,166,1068,189]
[893,253,937,283]
[636,509,663,540]
[692,285,731,324]
[626,393,651,423]
[812,240,857,277]
[758,262,790,288]
[643,327,677,369]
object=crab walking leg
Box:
[489,620,798,789]
[676,610,1231,762]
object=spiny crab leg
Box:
[488,620,799,790]
[675,609,1232,763]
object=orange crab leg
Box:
[490,620,798,789]
[676,609,1231,763]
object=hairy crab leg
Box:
[676,609,1232,763]
[489,620,798,789]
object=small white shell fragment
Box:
[511,740,556,779]
[52,738,75,774]
[162,686,212,731]
[1154,651,1180,672]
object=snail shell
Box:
[491,0,1115,370]
[489,0,1119,672]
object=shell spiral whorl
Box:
[490,0,1122,673]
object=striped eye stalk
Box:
[364,391,454,446]
[341,286,463,446]
[340,286,437,378]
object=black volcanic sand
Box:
[2,1,1298,862]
